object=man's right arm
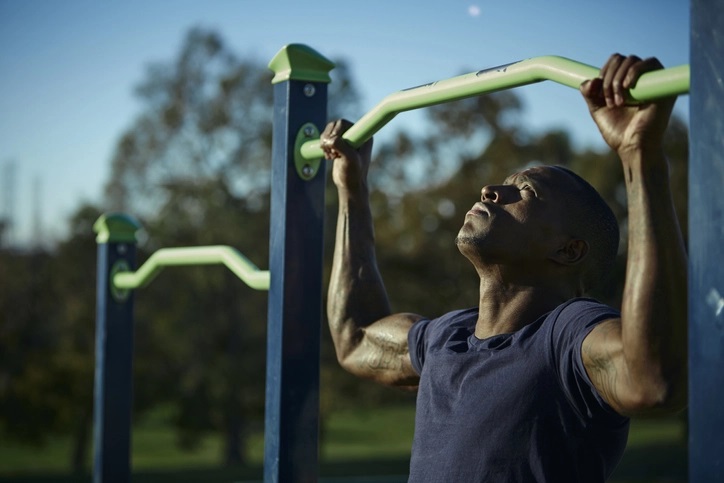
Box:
[322,119,423,388]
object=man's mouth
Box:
[466,202,489,217]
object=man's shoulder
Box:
[545,297,620,325]
[424,306,478,334]
[408,307,477,352]
[540,297,621,359]
[419,300,617,338]
[438,306,479,323]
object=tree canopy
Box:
[0,27,689,473]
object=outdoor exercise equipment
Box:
[93,14,724,479]
[112,245,270,292]
[92,215,270,483]
[296,55,689,169]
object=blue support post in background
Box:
[92,214,140,483]
[264,45,334,482]
[689,1,724,481]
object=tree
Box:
[103,27,362,465]
[0,247,59,446]
[49,204,105,472]
[103,27,272,466]
[0,203,102,474]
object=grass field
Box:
[0,405,687,482]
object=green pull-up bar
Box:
[113,245,270,291]
[298,55,690,161]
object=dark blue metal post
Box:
[264,45,334,482]
[689,1,724,481]
[92,214,140,483]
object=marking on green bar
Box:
[401,81,436,92]
[476,61,518,76]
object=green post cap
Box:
[268,43,335,84]
[93,213,141,244]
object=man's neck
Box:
[474,267,570,340]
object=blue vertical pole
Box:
[264,45,334,482]
[92,214,140,483]
[689,1,724,481]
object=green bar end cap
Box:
[268,43,335,85]
[93,213,141,244]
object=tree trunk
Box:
[71,407,91,474]
[223,412,245,466]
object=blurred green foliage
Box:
[0,405,685,482]
[0,27,689,475]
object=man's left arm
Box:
[580,54,688,417]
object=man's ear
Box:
[550,238,589,266]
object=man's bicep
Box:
[581,318,639,416]
[343,312,424,388]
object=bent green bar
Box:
[113,245,270,291]
[299,55,690,160]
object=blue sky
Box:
[0,0,689,244]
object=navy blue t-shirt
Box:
[407,298,629,482]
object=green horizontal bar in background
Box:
[113,245,270,291]
[299,55,690,161]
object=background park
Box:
[1,1,690,481]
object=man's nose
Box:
[481,184,517,204]
[481,185,502,203]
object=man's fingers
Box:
[600,54,665,107]
[321,119,355,160]
[612,56,641,105]
[321,119,351,143]
[320,118,374,162]
[330,136,357,160]
[623,57,664,90]
[601,53,623,108]
[580,77,605,112]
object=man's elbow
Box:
[624,377,688,416]
[337,352,357,375]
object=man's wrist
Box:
[337,180,370,203]
[618,144,668,171]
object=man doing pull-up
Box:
[321,54,687,482]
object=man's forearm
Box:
[327,187,392,362]
[619,148,687,408]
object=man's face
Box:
[456,166,578,266]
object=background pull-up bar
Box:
[113,245,270,291]
[92,214,270,483]
[298,55,690,161]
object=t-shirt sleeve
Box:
[549,299,626,423]
[408,317,432,375]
